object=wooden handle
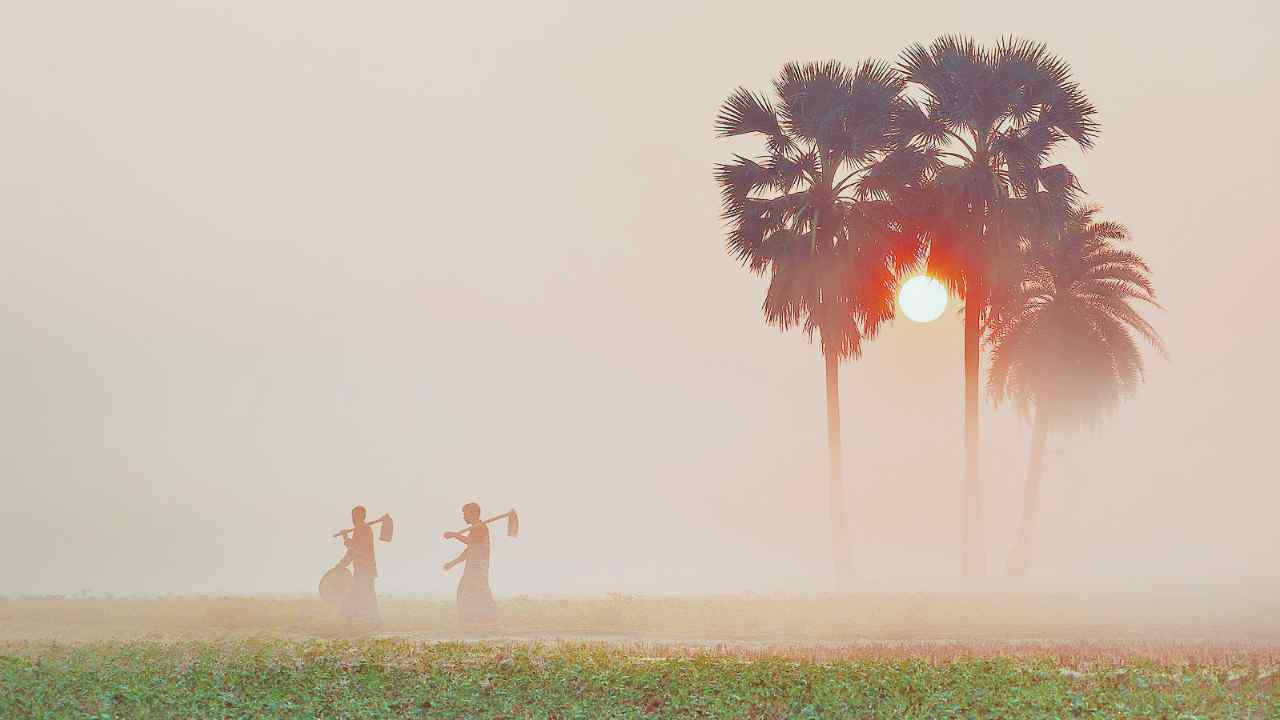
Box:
[332,514,389,538]
[451,510,510,535]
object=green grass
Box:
[3,638,1277,719]
[3,595,1277,718]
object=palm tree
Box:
[715,60,927,578]
[894,36,1099,576]
[987,205,1166,576]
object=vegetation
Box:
[714,61,928,578]
[4,638,1276,719]
[893,36,1100,577]
[716,37,1130,580]
[988,206,1165,576]
[7,596,1275,717]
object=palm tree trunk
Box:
[1008,408,1050,577]
[962,294,987,577]
[824,349,852,578]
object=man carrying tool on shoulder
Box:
[334,505,384,626]
[443,502,501,629]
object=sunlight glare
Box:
[898,275,948,323]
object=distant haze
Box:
[2,1,1277,596]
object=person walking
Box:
[443,502,498,629]
[334,505,382,626]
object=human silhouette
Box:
[333,505,382,626]
[443,502,498,628]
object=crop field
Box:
[2,594,1278,718]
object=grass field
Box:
[5,638,1277,719]
[2,594,1278,718]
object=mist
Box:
[2,0,1277,600]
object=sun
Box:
[898,275,948,323]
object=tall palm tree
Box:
[715,60,927,577]
[987,205,1166,576]
[894,36,1099,576]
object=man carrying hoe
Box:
[443,502,499,629]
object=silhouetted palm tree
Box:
[894,36,1099,576]
[715,60,929,577]
[987,206,1166,576]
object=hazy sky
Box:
[2,1,1277,596]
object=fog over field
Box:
[1,0,1277,601]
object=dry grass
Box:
[2,592,1278,663]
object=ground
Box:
[2,594,1278,718]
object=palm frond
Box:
[1037,164,1082,206]
[717,60,912,357]
[716,88,787,148]
[985,203,1166,428]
